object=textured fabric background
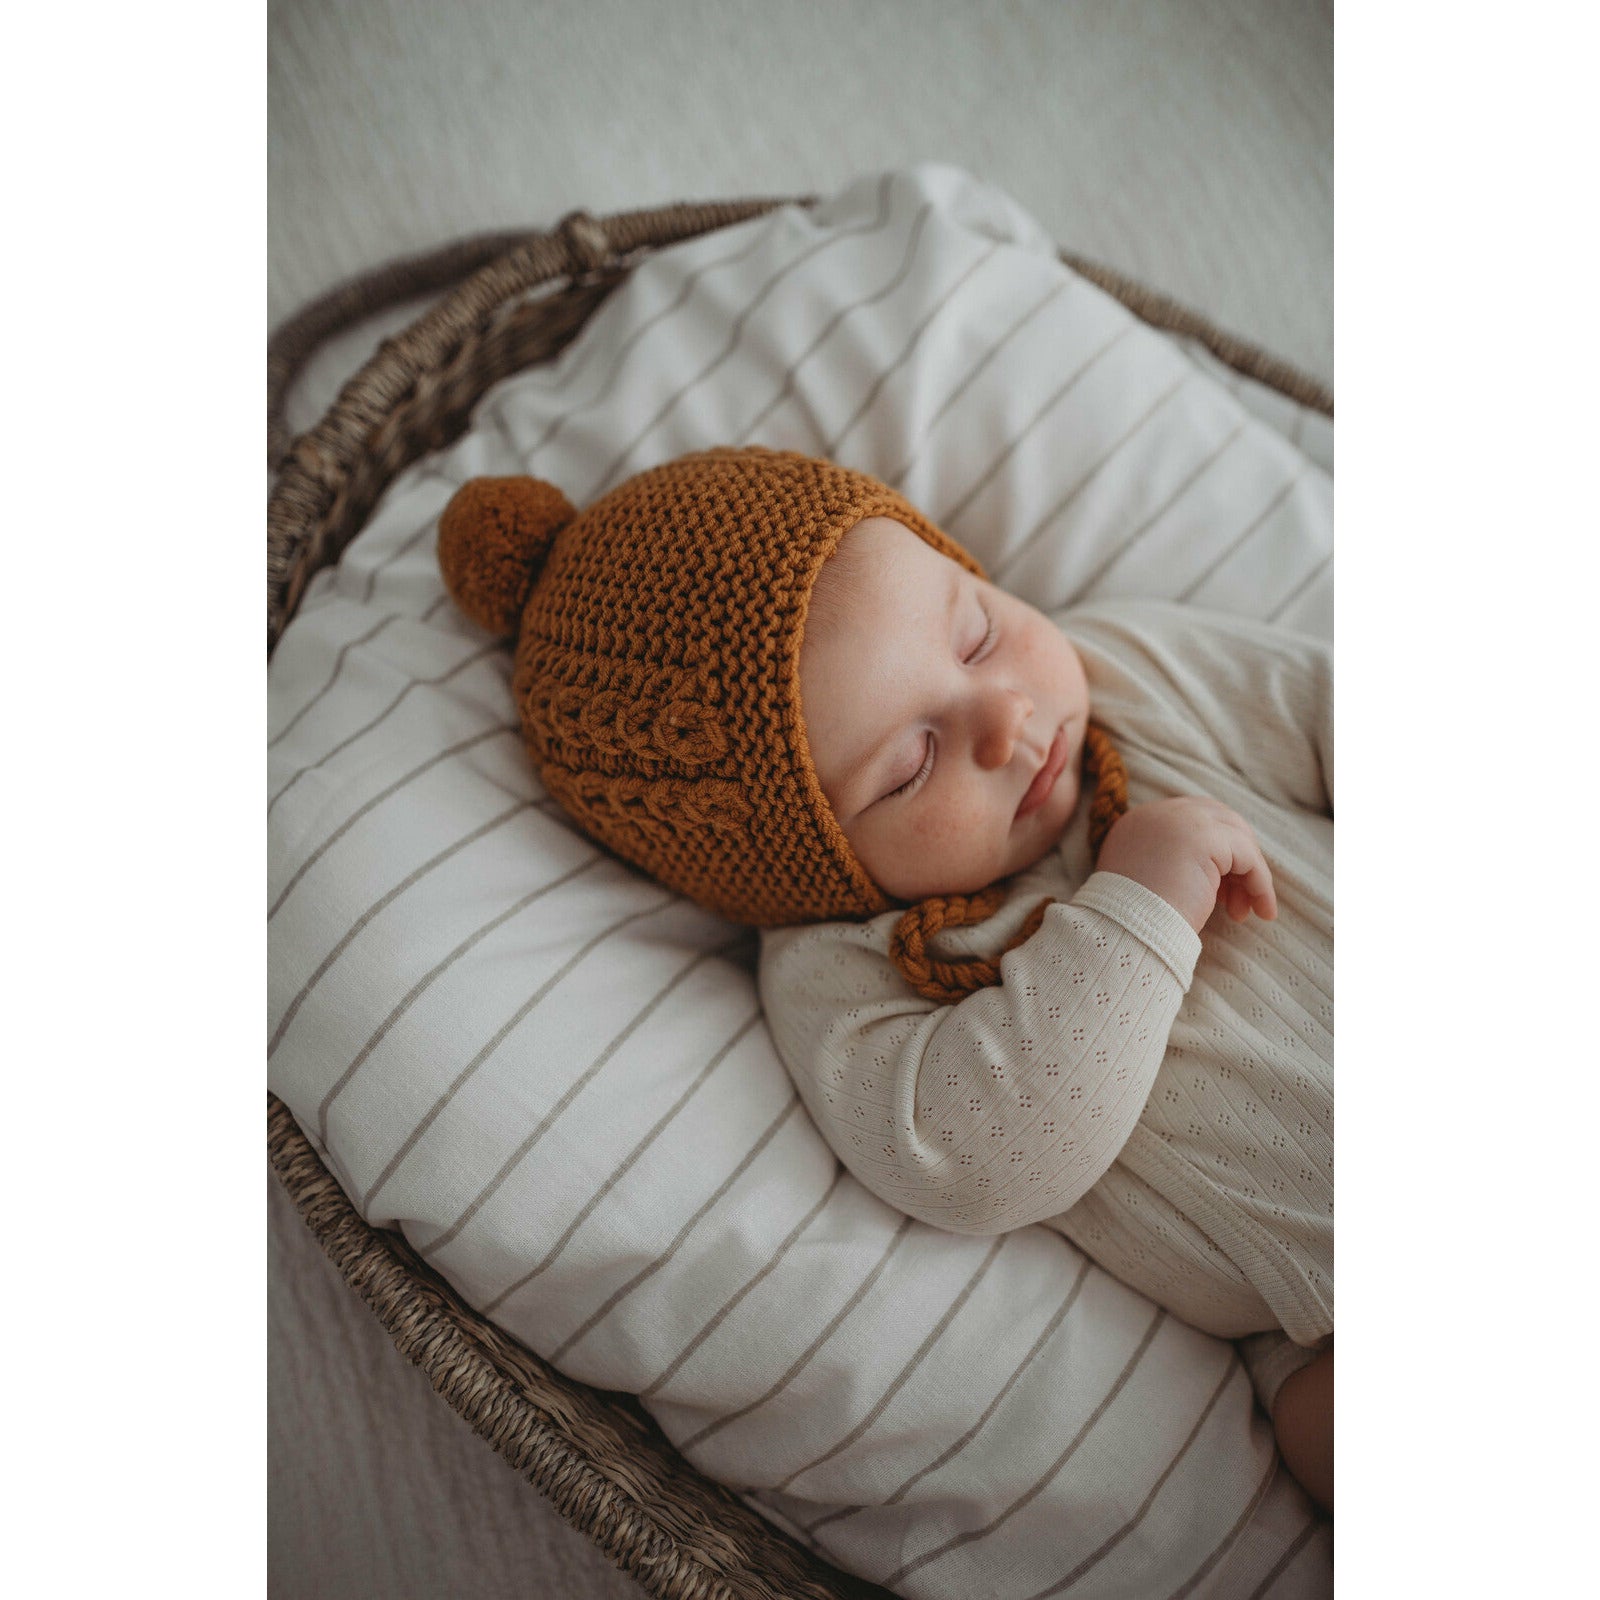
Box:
[268,4,1331,1596]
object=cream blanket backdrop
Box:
[268,5,1331,1597]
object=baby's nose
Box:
[974,688,1033,769]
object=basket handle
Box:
[268,229,540,474]
[267,201,808,477]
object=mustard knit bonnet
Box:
[437,446,984,927]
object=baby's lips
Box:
[1014,724,1069,820]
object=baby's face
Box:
[799,517,1090,903]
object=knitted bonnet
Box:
[436,446,984,927]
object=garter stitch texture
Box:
[438,447,983,926]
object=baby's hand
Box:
[1097,797,1278,933]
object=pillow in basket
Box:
[269,163,1331,1598]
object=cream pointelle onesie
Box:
[760,599,1332,1408]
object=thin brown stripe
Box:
[882,1307,1168,1589]
[769,1235,1008,1496]
[676,1214,917,1457]
[736,201,948,448]
[418,937,746,1260]
[639,1166,847,1403]
[1029,1356,1244,1597]
[268,799,526,1057]
[802,1245,1096,1537]
[313,853,601,1143]
[359,891,678,1213]
[267,639,501,816]
[268,723,514,920]
[549,1096,806,1364]
[585,172,897,499]
[481,1008,766,1315]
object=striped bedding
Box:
[268,164,1332,1597]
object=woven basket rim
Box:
[268,195,1333,1600]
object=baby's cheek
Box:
[917,795,1011,875]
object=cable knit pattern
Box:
[760,598,1333,1353]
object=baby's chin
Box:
[1009,799,1078,879]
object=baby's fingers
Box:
[1220,828,1277,921]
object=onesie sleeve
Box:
[759,872,1200,1235]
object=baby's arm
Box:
[760,874,1200,1235]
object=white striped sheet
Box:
[883,276,1075,492]
[546,1094,809,1365]
[799,1244,1097,1535]
[988,373,1223,598]
[476,1006,781,1329]
[648,1196,1005,1460]
[1013,1357,1255,1600]
[572,176,911,502]
[910,324,1155,566]
[1185,474,1332,618]
[266,164,1333,1599]
[266,610,402,749]
[1068,418,1252,599]
[750,240,1006,459]
[372,916,769,1249]
[1061,413,1320,608]
[672,1211,919,1464]
[266,720,523,921]
[726,196,946,447]
[488,213,778,460]
[1073,445,1311,618]
[266,628,507,816]
[1173,335,1334,479]
[417,934,750,1261]
[1232,1503,1333,1600]
[677,1237,1184,1513]
[302,838,602,1143]
[329,873,680,1212]
[266,797,529,1057]
[355,884,690,1214]
[769,1234,1012,1495]
[811,1298,1240,1593]
[725,211,990,459]
[637,1164,850,1403]
[1268,555,1333,638]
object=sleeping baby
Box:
[436,445,1333,1510]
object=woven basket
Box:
[267,198,1333,1599]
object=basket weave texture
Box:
[267,198,1332,1600]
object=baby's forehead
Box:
[805,516,959,640]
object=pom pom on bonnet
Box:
[436,446,983,927]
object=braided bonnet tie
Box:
[888,724,1130,1003]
